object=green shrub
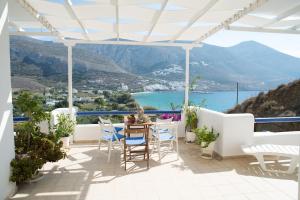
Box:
[185,107,198,131]
[55,114,76,138]
[11,91,66,184]
[194,126,219,148]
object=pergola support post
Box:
[184,47,191,107]
[0,1,16,199]
[66,43,75,116]
[298,145,300,200]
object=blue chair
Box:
[124,124,150,170]
[98,117,124,162]
[152,119,179,160]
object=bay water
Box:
[132,91,261,112]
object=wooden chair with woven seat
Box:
[123,123,151,170]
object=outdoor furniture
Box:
[98,117,124,162]
[242,144,299,174]
[123,122,152,170]
[152,119,179,160]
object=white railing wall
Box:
[71,108,300,159]
[197,108,255,157]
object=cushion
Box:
[125,137,146,145]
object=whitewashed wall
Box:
[74,124,100,142]
[0,1,16,198]
[73,120,185,142]
[254,131,300,146]
[197,108,254,157]
[72,108,300,158]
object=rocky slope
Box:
[228,79,300,131]
[10,36,300,91]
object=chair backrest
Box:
[154,121,178,138]
[156,117,173,123]
[98,117,117,140]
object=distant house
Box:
[46,99,59,106]
[72,88,78,94]
[121,83,129,91]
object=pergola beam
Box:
[59,39,201,48]
[170,0,218,42]
[227,26,300,34]
[262,4,300,27]
[17,0,62,39]
[8,21,24,32]
[290,24,300,31]
[193,0,268,44]
[64,0,89,40]
[143,0,168,42]
[10,31,55,36]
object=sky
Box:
[204,30,300,58]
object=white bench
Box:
[242,144,299,174]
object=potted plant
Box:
[194,126,219,159]
[55,114,76,148]
[184,106,198,142]
[10,91,66,184]
[127,114,136,124]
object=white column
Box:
[184,47,190,106]
[298,145,300,200]
[67,44,73,116]
[0,1,16,199]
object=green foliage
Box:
[11,91,66,184]
[54,99,68,108]
[190,75,201,91]
[55,114,76,138]
[94,97,105,106]
[10,155,44,184]
[143,106,158,110]
[194,126,219,148]
[16,91,49,123]
[102,91,111,98]
[185,106,198,131]
[169,102,181,111]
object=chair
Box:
[242,144,299,174]
[98,117,124,162]
[124,124,150,170]
[152,119,179,160]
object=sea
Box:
[132,90,261,112]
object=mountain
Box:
[10,36,145,91]
[78,40,300,89]
[228,79,300,131]
[9,36,300,91]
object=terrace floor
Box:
[12,140,298,200]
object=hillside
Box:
[228,79,300,131]
[10,36,300,91]
[10,36,146,91]
[78,40,300,89]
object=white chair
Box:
[98,117,124,162]
[242,144,299,174]
[152,119,179,160]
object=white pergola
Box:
[8,0,300,111]
[6,1,300,198]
